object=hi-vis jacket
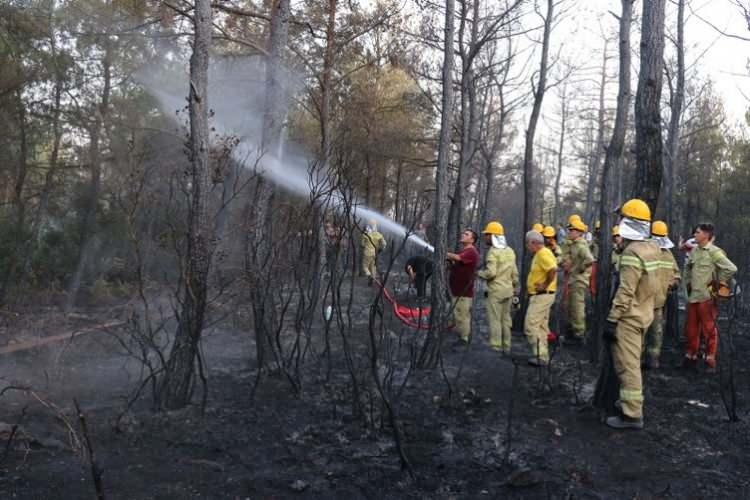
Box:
[477,246,519,300]
[607,240,661,330]
[654,248,680,309]
[684,243,737,303]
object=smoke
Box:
[137,55,434,252]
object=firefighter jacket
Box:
[566,238,594,287]
[607,240,661,329]
[654,248,680,309]
[361,231,386,257]
[477,246,518,300]
[684,243,737,303]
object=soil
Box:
[0,280,749,499]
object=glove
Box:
[603,321,618,343]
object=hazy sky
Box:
[561,0,749,124]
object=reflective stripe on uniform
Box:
[619,388,644,402]
[620,255,660,272]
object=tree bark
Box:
[633,0,666,208]
[419,0,455,368]
[162,0,213,409]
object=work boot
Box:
[606,415,644,430]
[527,357,549,367]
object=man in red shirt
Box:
[447,229,480,343]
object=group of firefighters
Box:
[358,198,738,430]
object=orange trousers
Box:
[684,299,718,366]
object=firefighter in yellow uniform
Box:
[477,222,519,353]
[644,221,680,369]
[524,230,558,366]
[564,218,594,342]
[605,199,661,430]
[559,214,582,264]
[361,220,386,280]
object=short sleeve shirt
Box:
[527,247,558,294]
[449,246,479,297]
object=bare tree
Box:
[419,0,455,369]
[664,0,685,230]
[594,0,633,409]
[161,0,213,409]
[633,0,666,207]
[520,0,554,306]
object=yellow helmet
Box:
[612,225,620,237]
[595,220,601,230]
[652,220,668,237]
[620,199,651,222]
[542,226,556,238]
[532,223,544,233]
[482,221,504,235]
[568,219,586,232]
[568,214,582,224]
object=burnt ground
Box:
[0,280,749,499]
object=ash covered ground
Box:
[0,280,748,500]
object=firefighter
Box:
[524,230,557,366]
[447,229,480,344]
[643,221,680,370]
[682,223,737,373]
[604,199,661,430]
[477,222,519,353]
[563,217,594,343]
[543,225,562,263]
[361,220,386,282]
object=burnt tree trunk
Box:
[594,0,633,409]
[419,0,455,369]
[162,0,213,409]
[584,41,609,224]
[519,0,553,317]
[633,0,666,208]
[664,0,684,230]
[249,0,291,373]
[552,83,569,225]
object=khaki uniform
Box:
[644,248,680,361]
[566,238,594,338]
[611,249,622,273]
[361,230,386,278]
[683,243,737,364]
[607,240,661,419]
[477,247,518,352]
[524,247,558,361]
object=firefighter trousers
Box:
[525,293,555,361]
[486,294,512,352]
[612,320,646,419]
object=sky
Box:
[560,0,750,124]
